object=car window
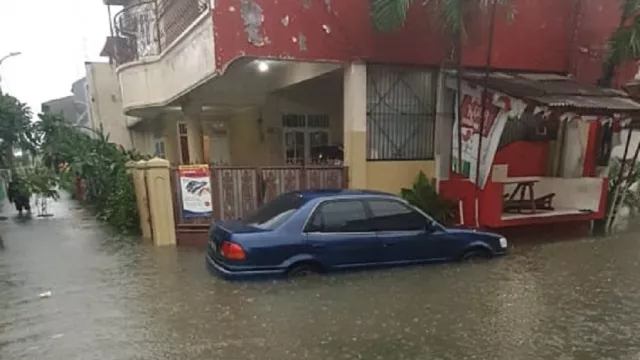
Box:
[368,199,426,231]
[244,193,307,230]
[306,200,372,233]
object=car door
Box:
[368,199,448,264]
[304,199,383,268]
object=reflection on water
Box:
[2,199,640,359]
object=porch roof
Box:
[461,72,640,114]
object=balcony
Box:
[101,0,215,116]
[102,0,210,65]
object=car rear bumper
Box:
[205,252,284,280]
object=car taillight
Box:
[221,241,246,260]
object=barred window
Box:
[366,65,436,161]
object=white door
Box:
[562,121,584,178]
[210,132,230,165]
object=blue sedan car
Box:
[206,190,507,279]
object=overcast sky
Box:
[0,0,112,117]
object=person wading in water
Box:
[7,175,31,216]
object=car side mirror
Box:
[425,220,436,232]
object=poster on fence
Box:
[178,165,213,218]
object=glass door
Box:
[284,130,306,165]
[309,130,330,165]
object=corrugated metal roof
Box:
[461,72,640,113]
[529,95,640,111]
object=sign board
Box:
[178,165,213,217]
[451,83,526,188]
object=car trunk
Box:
[208,221,266,263]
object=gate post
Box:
[145,157,177,246]
[127,160,152,240]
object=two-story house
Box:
[101,0,640,235]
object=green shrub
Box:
[36,113,148,234]
[401,171,457,226]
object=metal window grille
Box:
[366,65,436,161]
[282,114,330,128]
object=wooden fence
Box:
[170,165,348,230]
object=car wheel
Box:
[460,248,493,262]
[286,262,322,278]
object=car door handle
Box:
[383,243,395,247]
[311,243,325,248]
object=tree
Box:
[599,0,640,87]
[34,114,147,233]
[0,93,35,168]
[370,0,513,40]
[35,112,72,172]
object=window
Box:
[244,193,307,230]
[282,114,329,128]
[282,113,331,165]
[366,65,436,160]
[306,200,372,233]
[282,114,307,128]
[307,114,330,128]
[368,199,426,231]
[178,123,188,135]
[284,130,306,165]
[177,122,190,164]
[154,138,166,158]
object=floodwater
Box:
[2,198,640,359]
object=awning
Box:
[460,71,640,114]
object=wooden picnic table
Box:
[502,177,542,214]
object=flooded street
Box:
[2,198,640,359]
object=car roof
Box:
[295,189,398,200]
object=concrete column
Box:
[127,160,152,240]
[181,102,205,164]
[343,62,368,189]
[434,69,453,184]
[145,157,177,246]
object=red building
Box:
[212,0,630,80]
[103,0,638,242]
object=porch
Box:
[125,60,443,246]
[129,60,441,195]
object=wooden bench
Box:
[503,193,556,213]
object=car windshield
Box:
[244,193,307,230]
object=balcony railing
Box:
[110,0,209,65]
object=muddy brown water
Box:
[2,198,640,359]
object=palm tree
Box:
[0,93,35,169]
[599,0,640,87]
[370,0,513,40]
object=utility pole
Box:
[0,52,22,94]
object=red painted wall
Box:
[493,141,549,178]
[568,0,640,87]
[213,0,589,73]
